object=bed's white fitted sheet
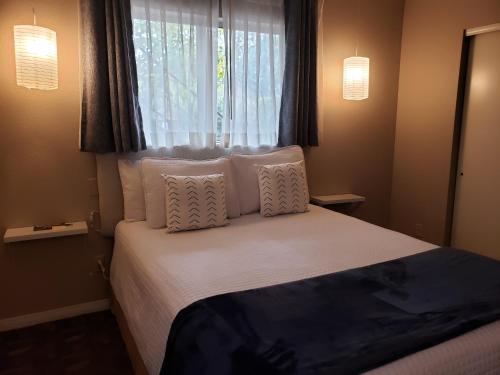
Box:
[111,205,500,374]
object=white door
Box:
[452,30,500,259]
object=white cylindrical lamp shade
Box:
[343,56,369,100]
[14,25,58,90]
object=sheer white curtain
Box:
[221,0,285,147]
[131,0,285,149]
[131,0,219,148]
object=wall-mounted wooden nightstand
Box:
[3,222,88,243]
[310,194,365,215]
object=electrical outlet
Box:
[89,254,108,279]
[88,211,101,231]
[415,223,424,239]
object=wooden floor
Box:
[0,311,133,375]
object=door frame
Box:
[444,23,500,246]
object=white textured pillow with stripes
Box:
[162,174,229,233]
[256,161,310,217]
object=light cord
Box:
[355,0,360,56]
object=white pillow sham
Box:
[117,159,146,222]
[230,146,305,214]
[142,157,240,229]
[257,161,309,217]
[163,174,228,233]
[117,157,183,222]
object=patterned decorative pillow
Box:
[256,161,310,217]
[162,174,229,233]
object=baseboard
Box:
[0,298,110,332]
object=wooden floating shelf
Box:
[310,194,366,207]
[3,221,88,243]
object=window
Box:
[131,0,285,149]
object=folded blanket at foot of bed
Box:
[160,248,500,375]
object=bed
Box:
[95,150,500,375]
[110,205,500,374]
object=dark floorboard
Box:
[0,311,133,375]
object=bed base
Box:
[111,292,149,375]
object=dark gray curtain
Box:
[80,0,146,153]
[278,0,318,147]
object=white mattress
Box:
[111,205,500,374]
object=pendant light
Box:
[14,8,58,90]
[343,0,369,100]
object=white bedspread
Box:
[111,205,500,374]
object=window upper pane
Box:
[131,0,284,148]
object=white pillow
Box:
[230,146,305,214]
[142,157,240,229]
[117,159,146,222]
[117,156,211,222]
[257,161,309,217]
[163,174,229,233]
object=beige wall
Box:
[307,0,404,227]
[0,0,112,320]
[390,0,500,245]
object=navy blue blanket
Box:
[160,248,500,375]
